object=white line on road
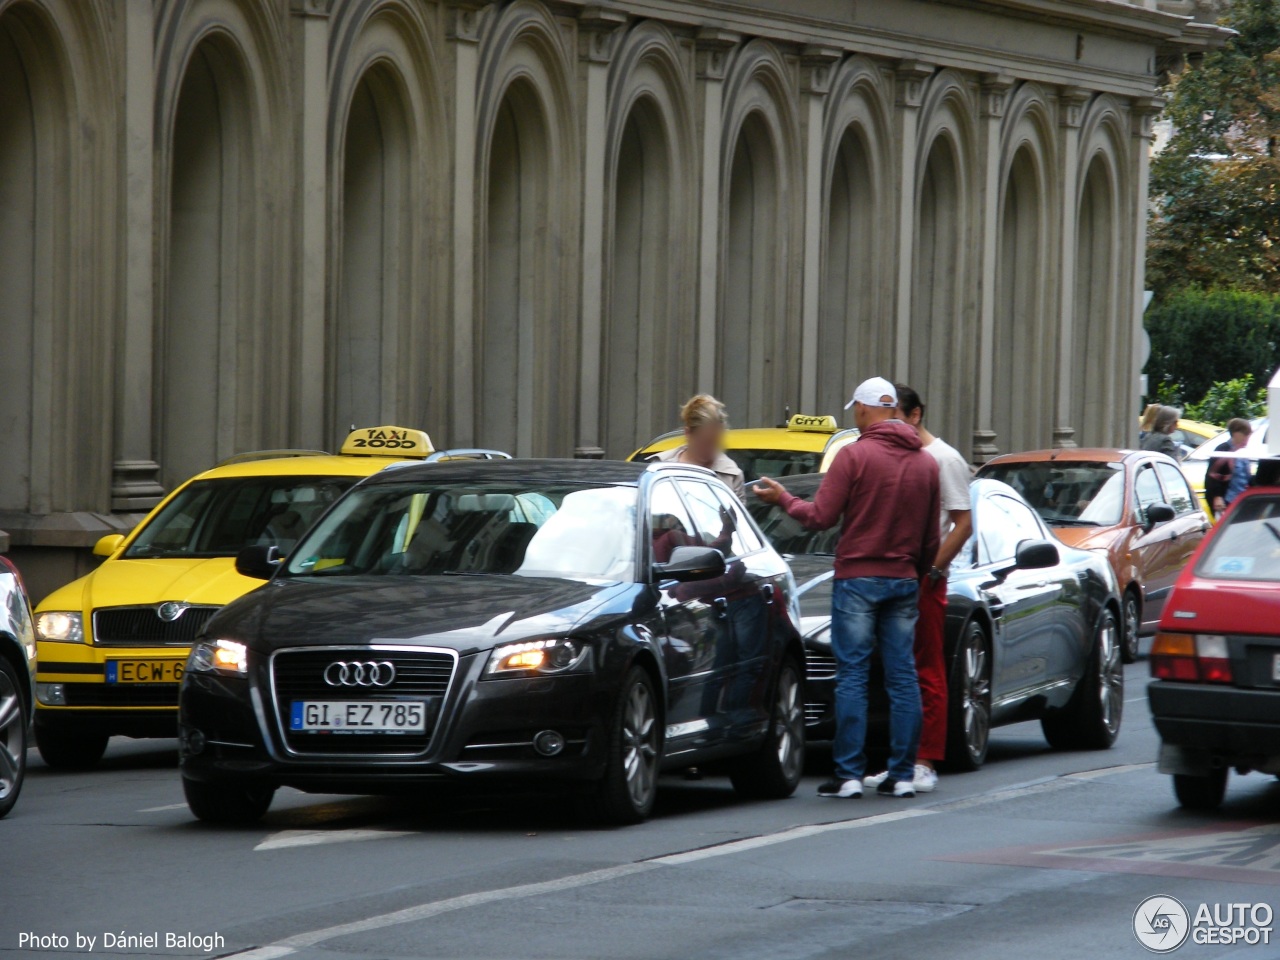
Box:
[138,802,188,812]
[222,761,1149,958]
[254,828,416,851]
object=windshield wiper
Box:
[1264,520,1280,545]
[1052,518,1103,527]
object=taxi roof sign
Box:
[786,414,839,434]
[340,426,434,458]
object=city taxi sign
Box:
[339,426,434,458]
[786,414,839,434]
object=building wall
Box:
[0,0,1213,600]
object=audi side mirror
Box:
[654,546,726,583]
[1145,503,1176,529]
[236,544,282,581]
[1014,539,1060,571]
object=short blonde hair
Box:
[1139,403,1161,433]
[680,394,729,431]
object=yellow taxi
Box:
[32,426,506,769]
[628,414,858,481]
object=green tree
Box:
[1147,0,1280,298]
[1184,374,1269,423]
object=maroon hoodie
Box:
[779,419,941,581]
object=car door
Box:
[976,491,1060,704]
[1130,460,1184,628]
[647,479,725,753]
[1153,460,1210,623]
[676,478,773,734]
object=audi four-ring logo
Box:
[323,660,397,687]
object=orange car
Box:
[977,449,1210,663]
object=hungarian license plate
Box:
[290,700,425,734]
[106,659,184,684]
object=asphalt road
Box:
[4,660,1280,960]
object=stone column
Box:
[693,29,738,390]
[290,0,330,451]
[446,3,484,448]
[798,46,841,413]
[890,60,933,382]
[574,4,627,460]
[1052,86,1091,450]
[110,0,164,511]
[1126,97,1163,446]
[972,72,1013,464]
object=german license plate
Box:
[106,660,184,684]
[1273,654,1280,683]
[290,701,425,734]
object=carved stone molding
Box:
[894,59,934,108]
[695,28,739,82]
[577,4,627,64]
[1058,85,1091,129]
[445,2,485,43]
[979,72,1014,120]
[1130,95,1165,140]
[800,44,841,96]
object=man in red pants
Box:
[864,384,972,794]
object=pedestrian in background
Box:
[1206,418,1253,519]
[1138,403,1161,442]
[655,394,746,499]
[1139,406,1181,460]
[753,378,939,799]
[862,384,972,795]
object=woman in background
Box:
[655,394,746,499]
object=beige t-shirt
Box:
[925,437,972,537]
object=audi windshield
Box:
[281,480,639,582]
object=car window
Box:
[678,479,745,560]
[649,480,698,565]
[1155,462,1197,516]
[711,484,765,554]
[724,449,822,482]
[977,493,1044,565]
[1134,464,1165,523]
[978,461,1125,527]
[746,486,841,557]
[1195,494,1280,582]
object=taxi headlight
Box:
[186,639,249,677]
[486,638,592,678]
[35,612,83,643]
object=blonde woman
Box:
[655,395,746,499]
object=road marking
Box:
[224,761,1151,957]
[139,802,188,812]
[254,828,415,851]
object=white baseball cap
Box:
[844,376,898,410]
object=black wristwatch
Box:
[927,566,946,583]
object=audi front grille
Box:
[270,647,458,757]
[93,605,220,646]
[805,651,838,682]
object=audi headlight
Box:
[187,639,249,677]
[36,611,83,643]
[486,638,592,677]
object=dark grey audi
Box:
[178,459,806,825]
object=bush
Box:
[1145,287,1280,405]
[1184,375,1269,424]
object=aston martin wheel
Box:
[594,667,662,825]
[0,660,27,818]
[944,621,991,771]
[730,658,805,799]
[1043,608,1123,750]
[1120,590,1141,664]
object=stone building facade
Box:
[0,0,1223,597]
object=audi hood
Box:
[203,575,641,658]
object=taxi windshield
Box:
[282,481,638,583]
[1196,495,1280,582]
[978,462,1125,527]
[727,449,823,482]
[124,476,355,560]
[748,495,839,556]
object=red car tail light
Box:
[1150,632,1234,684]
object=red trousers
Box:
[915,575,949,763]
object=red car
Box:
[1148,460,1280,810]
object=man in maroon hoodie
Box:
[754,377,940,799]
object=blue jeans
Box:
[829,577,922,783]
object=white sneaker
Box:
[817,778,864,799]
[876,778,916,798]
[862,770,890,788]
[913,764,938,794]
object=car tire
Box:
[1121,590,1141,665]
[730,658,805,800]
[182,776,275,825]
[34,724,108,771]
[1042,608,1124,751]
[1173,769,1228,812]
[592,666,662,825]
[944,621,991,772]
[0,659,28,818]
